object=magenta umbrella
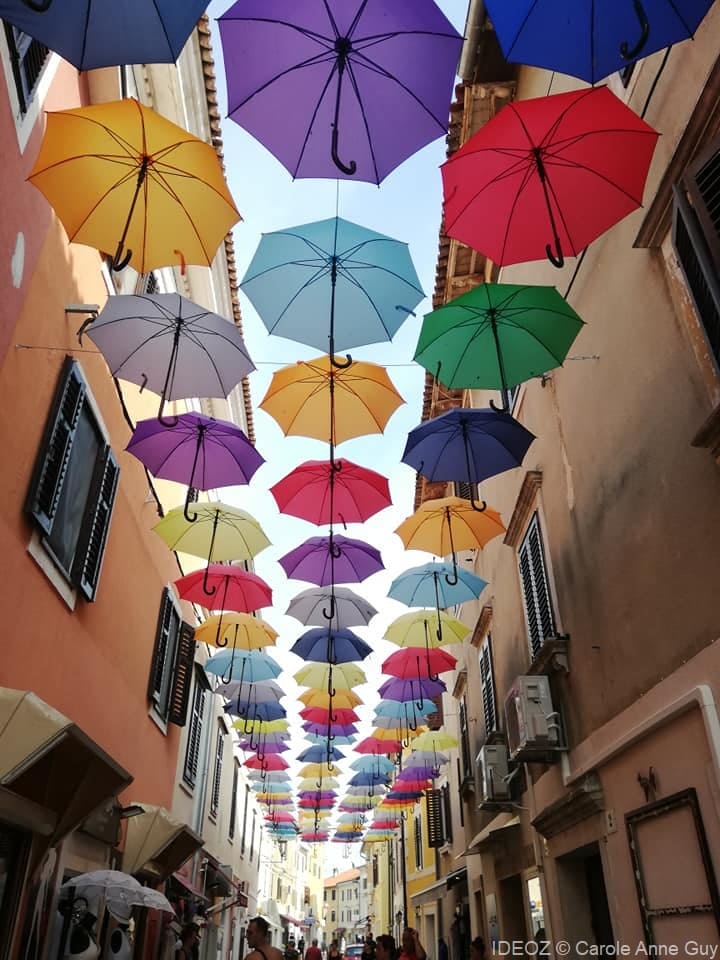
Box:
[127,412,264,523]
[271,459,391,525]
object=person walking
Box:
[305,939,323,960]
[246,918,284,960]
[375,936,397,960]
[176,923,200,960]
[328,940,343,960]
[398,929,426,960]
[470,937,486,960]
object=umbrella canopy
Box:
[414,283,584,402]
[412,731,459,752]
[229,701,287,723]
[355,737,402,755]
[218,0,462,183]
[303,722,358,739]
[301,706,360,725]
[485,0,714,84]
[247,769,291,782]
[87,294,254,425]
[378,677,446,702]
[373,716,428,733]
[349,772,390,787]
[245,754,289,771]
[154,503,270,571]
[297,745,346,763]
[385,610,469,648]
[175,565,272,613]
[374,699,438,718]
[294,663,367,690]
[61,870,173,916]
[299,762,338,779]
[286,586,377,629]
[239,740,289,755]
[205,649,282,683]
[408,749,450,766]
[305,732,356,747]
[389,561,487,609]
[217,679,284,703]
[195,614,277,650]
[271,459,391,526]
[259,357,404,444]
[28,99,240,274]
[351,757,396,773]
[441,87,659,268]
[403,408,535,494]
[382,647,457,680]
[298,778,340,791]
[241,217,423,356]
[290,627,372,664]
[298,690,363,710]
[280,535,384,587]
[0,1,209,71]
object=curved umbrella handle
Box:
[183,488,198,523]
[443,507,459,586]
[489,393,510,414]
[331,43,357,175]
[322,593,336,622]
[545,235,565,269]
[157,394,179,429]
[470,489,487,513]
[330,352,353,369]
[20,0,53,8]
[111,241,133,272]
[202,563,218,599]
[621,0,650,60]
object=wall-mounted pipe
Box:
[459,0,486,82]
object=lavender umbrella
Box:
[378,676,446,703]
[218,0,462,183]
[127,412,264,522]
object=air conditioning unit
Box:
[504,675,564,761]
[476,743,512,803]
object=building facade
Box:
[323,867,362,948]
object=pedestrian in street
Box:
[285,939,300,960]
[399,928,426,960]
[247,917,284,960]
[362,936,376,960]
[437,937,448,960]
[375,935,396,960]
[176,923,200,960]
[328,940,343,960]
[470,937,486,960]
[299,938,306,959]
[305,938,323,960]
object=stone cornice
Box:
[503,471,543,548]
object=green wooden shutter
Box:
[26,357,86,535]
[148,589,174,703]
[72,446,119,601]
[168,621,196,726]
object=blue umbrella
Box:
[241,217,424,362]
[290,627,372,664]
[402,408,535,510]
[389,562,488,609]
[374,698,438,718]
[484,0,714,84]
[205,648,282,683]
[349,773,389,787]
[297,745,346,763]
[0,0,210,71]
[350,756,396,774]
[305,731,356,747]
[223,701,286,722]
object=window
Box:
[441,783,453,845]
[413,816,423,869]
[672,140,720,367]
[250,810,256,861]
[332,890,336,901]
[518,513,556,658]
[331,911,336,923]
[229,762,239,840]
[183,667,209,787]
[144,271,160,295]
[210,726,224,819]
[459,698,472,782]
[241,784,250,856]
[454,480,478,502]
[425,693,444,730]
[479,635,498,738]
[147,588,195,725]
[3,23,49,115]
[26,358,119,601]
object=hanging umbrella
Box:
[60,870,173,916]
[385,610,469,648]
[153,504,270,597]
[485,0,714,84]
[241,217,423,359]
[297,745,346,763]
[235,719,289,738]
[271,459,391,525]
[259,357,404,445]
[351,756,396,774]
[305,732,356,747]
[86,294,254,426]
[224,700,286,725]
[414,283,584,410]
[127,413,264,521]
[378,677,446,703]
[298,690,363,710]
[175,565,272,613]
[287,587,377,629]
[265,812,296,823]
[195,613,277,650]
[388,562,487,609]
[373,715,427,731]
[290,627,372,664]
[355,737,401,755]
[28,98,240,274]
[412,731,458,752]
[369,726,420,744]
[349,772,390,787]
[295,663,367,690]
[239,740,289,755]
[298,779,340,792]
[280,535,384,588]
[303,721,358,739]
[299,762,338,780]
[218,0,461,183]
[301,706,360,725]
[408,749,450,766]
[247,770,291,783]
[395,496,505,584]
[205,648,282,683]
[402,408,535,502]
[441,87,659,268]
[245,754,289,771]
[397,765,440,781]
[217,679,283,703]
[0,1,210,71]
[374,699,438,718]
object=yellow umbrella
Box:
[370,726,421,743]
[233,719,288,734]
[259,356,404,445]
[294,663,367,690]
[298,689,363,710]
[395,496,505,584]
[28,98,240,273]
[153,503,270,565]
[195,613,277,649]
[411,730,458,752]
[298,778,340,791]
[385,609,469,648]
[299,762,337,779]
[299,810,332,819]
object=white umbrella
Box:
[61,870,174,920]
[286,586,378,629]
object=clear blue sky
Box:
[207,0,470,854]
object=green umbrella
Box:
[414,282,584,410]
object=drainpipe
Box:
[459,0,486,83]
[523,765,559,949]
[190,686,214,887]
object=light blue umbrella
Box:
[297,745,346,763]
[388,561,488,608]
[374,699,438,718]
[305,731,356,747]
[240,217,424,361]
[350,756,396,774]
[205,648,282,683]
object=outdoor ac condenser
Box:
[504,675,563,761]
[476,743,512,803]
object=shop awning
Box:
[410,867,467,905]
[123,804,202,879]
[170,870,209,902]
[0,689,131,869]
[461,814,520,856]
[281,914,305,926]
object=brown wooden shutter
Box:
[73,445,119,601]
[168,621,196,726]
[426,789,444,848]
[148,589,174,702]
[441,783,453,845]
[687,139,720,270]
[425,693,444,730]
[26,357,86,535]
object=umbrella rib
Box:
[145,165,226,261]
[544,153,649,206]
[443,154,534,232]
[292,58,342,179]
[344,59,381,184]
[348,49,451,130]
[229,47,337,114]
[61,165,144,242]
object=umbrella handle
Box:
[183,488,199,523]
[469,490,487,513]
[461,419,487,512]
[330,352,353,369]
[621,0,650,60]
[489,393,510,414]
[202,563,218,598]
[111,241,133,272]
[20,0,53,8]
[444,507,459,586]
[157,394,179,429]
[545,235,565,269]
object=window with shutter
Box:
[425,693,444,731]
[183,668,208,787]
[148,589,181,719]
[250,809,256,861]
[414,816,423,869]
[454,480,477,502]
[479,635,498,737]
[210,726,224,819]
[425,789,444,848]
[518,513,556,659]
[672,141,720,367]
[241,783,250,855]
[441,783,453,845]
[27,358,119,601]
[459,699,472,782]
[229,763,239,840]
[3,24,49,115]
[168,622,195,726]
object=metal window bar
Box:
[210,727,224,819]
[3,24,49,115]
[459,699,472,781]
[414,817,423,870]
[229,763,239,840]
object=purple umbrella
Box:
[298,791,337,801]
[127,412,264,522]
[218,0,462,183]
[279,533,383,594]
[303,721,358,738]
[378,676,446,708]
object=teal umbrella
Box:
[241,217,424,364]
[414,282,584,411]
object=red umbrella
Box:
[382,647,457,680]
[271,458,391,525]
[356,737,402,755]
[265,812,296,823]
[441,87,659,268]
[244,754,289,771]
[300,706,360,725]
[175,564,272,611]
